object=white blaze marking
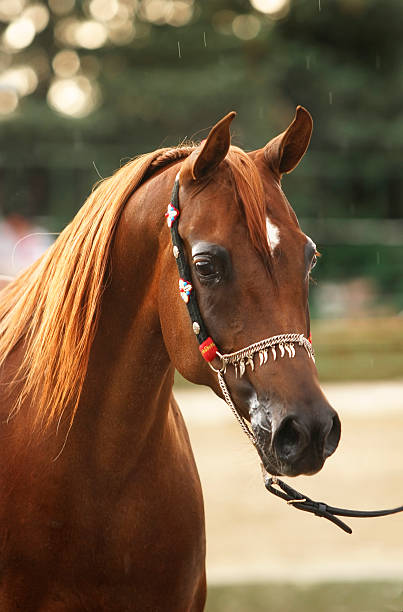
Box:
[266,216,280,252]
[306,234,316,251]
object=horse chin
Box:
[266,460,324,478]
[256,445,325,478]
[254,438,326,477]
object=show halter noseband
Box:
[166,171,403,535]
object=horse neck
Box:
[74,163,179,473]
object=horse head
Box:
[159,109,340,478]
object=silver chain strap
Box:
[217,371,257,445]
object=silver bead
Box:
[192,322,200,335]
[173,246,179,259]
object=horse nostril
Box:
[273,416,308,463]
[323,413,341,459]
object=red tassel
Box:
[308,332,312,344]
[199,337,217,362]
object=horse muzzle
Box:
[249,398,341,477]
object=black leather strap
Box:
[169,177,209,345]
[264,476,403,534]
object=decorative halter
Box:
[166,172,314,443]
[166,171,403,534]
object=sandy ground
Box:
[175,380,403,585]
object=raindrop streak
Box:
[177,41,181,59]
[329,91,333,105]
[306,56,311,70]
[203,31,207,47]
[318,0,321,11]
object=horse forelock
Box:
[145,145,272,272]
[225,147,273,273]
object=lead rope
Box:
[166,171,403,535]
[216,364,403,535]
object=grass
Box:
[206,581,403,612]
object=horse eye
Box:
[194,258,216,277]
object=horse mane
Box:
[0,143,270,432]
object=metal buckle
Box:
[208,351,226,373]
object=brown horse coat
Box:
[0,109,339,610]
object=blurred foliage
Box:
[206,580,403,612]
[1,0,403,309]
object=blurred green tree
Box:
[0,0,402,310]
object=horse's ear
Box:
[264,106,313,176]
[191,112,236,180]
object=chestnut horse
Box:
[0,108,340,610]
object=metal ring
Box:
[208,351,226,373]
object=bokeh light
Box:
[55,17,108,48]
[55,17,79,45]
[0,0,25,22]
[0,65,38,96]
[0,88,19,115]
[250,0,290,19]
[232,14,261,40]
[74,20,108,49]
[89,0,119,22]
[109,2,130,24]
[3,17,36,50]
[108,21,135,45]
[166,1,194,27]
[52,49,80,77]
[23,4,50,33]
[141,0,193,26]
[48,0,75,16]
[47,76,100,117]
